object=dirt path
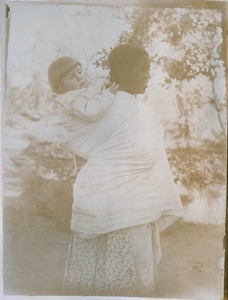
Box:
[3,205,224,299]
[156,220,224,299]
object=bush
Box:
[7,135,226,226]
[166,141,226,192]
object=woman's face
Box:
[120,54,151,95]
[61,64,89,92]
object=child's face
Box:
[61,64,89,92]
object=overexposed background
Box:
[2,2,226,299]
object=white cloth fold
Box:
[57,91,184,236]
[129,221,161,295]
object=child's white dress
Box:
[56,88,184,296]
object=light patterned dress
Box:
[63,222,161,297]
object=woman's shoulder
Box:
[116,91,136,99]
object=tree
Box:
[94,7,226,147]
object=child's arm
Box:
[57,85,117,122]
[75,90,114,121]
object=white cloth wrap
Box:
[58,91,184,236]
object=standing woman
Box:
[63,44,184,297]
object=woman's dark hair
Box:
[108,44,149,84]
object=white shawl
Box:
[58,91,184,237]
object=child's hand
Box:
[106,82,119,94]
[66,99,74,112]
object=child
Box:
[48,56,118,122]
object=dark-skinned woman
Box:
[63,44,184,297]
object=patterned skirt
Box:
[63,222,161,297]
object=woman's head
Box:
[48,56,89,94]
[108,44,150,95]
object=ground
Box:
[3,203,225,299]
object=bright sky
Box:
[6,3,131,86]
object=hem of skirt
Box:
[70,209,184,236]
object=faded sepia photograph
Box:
[1,0,227,299]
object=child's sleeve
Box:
[58,89,115,122]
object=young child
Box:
[48,56,118,122]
